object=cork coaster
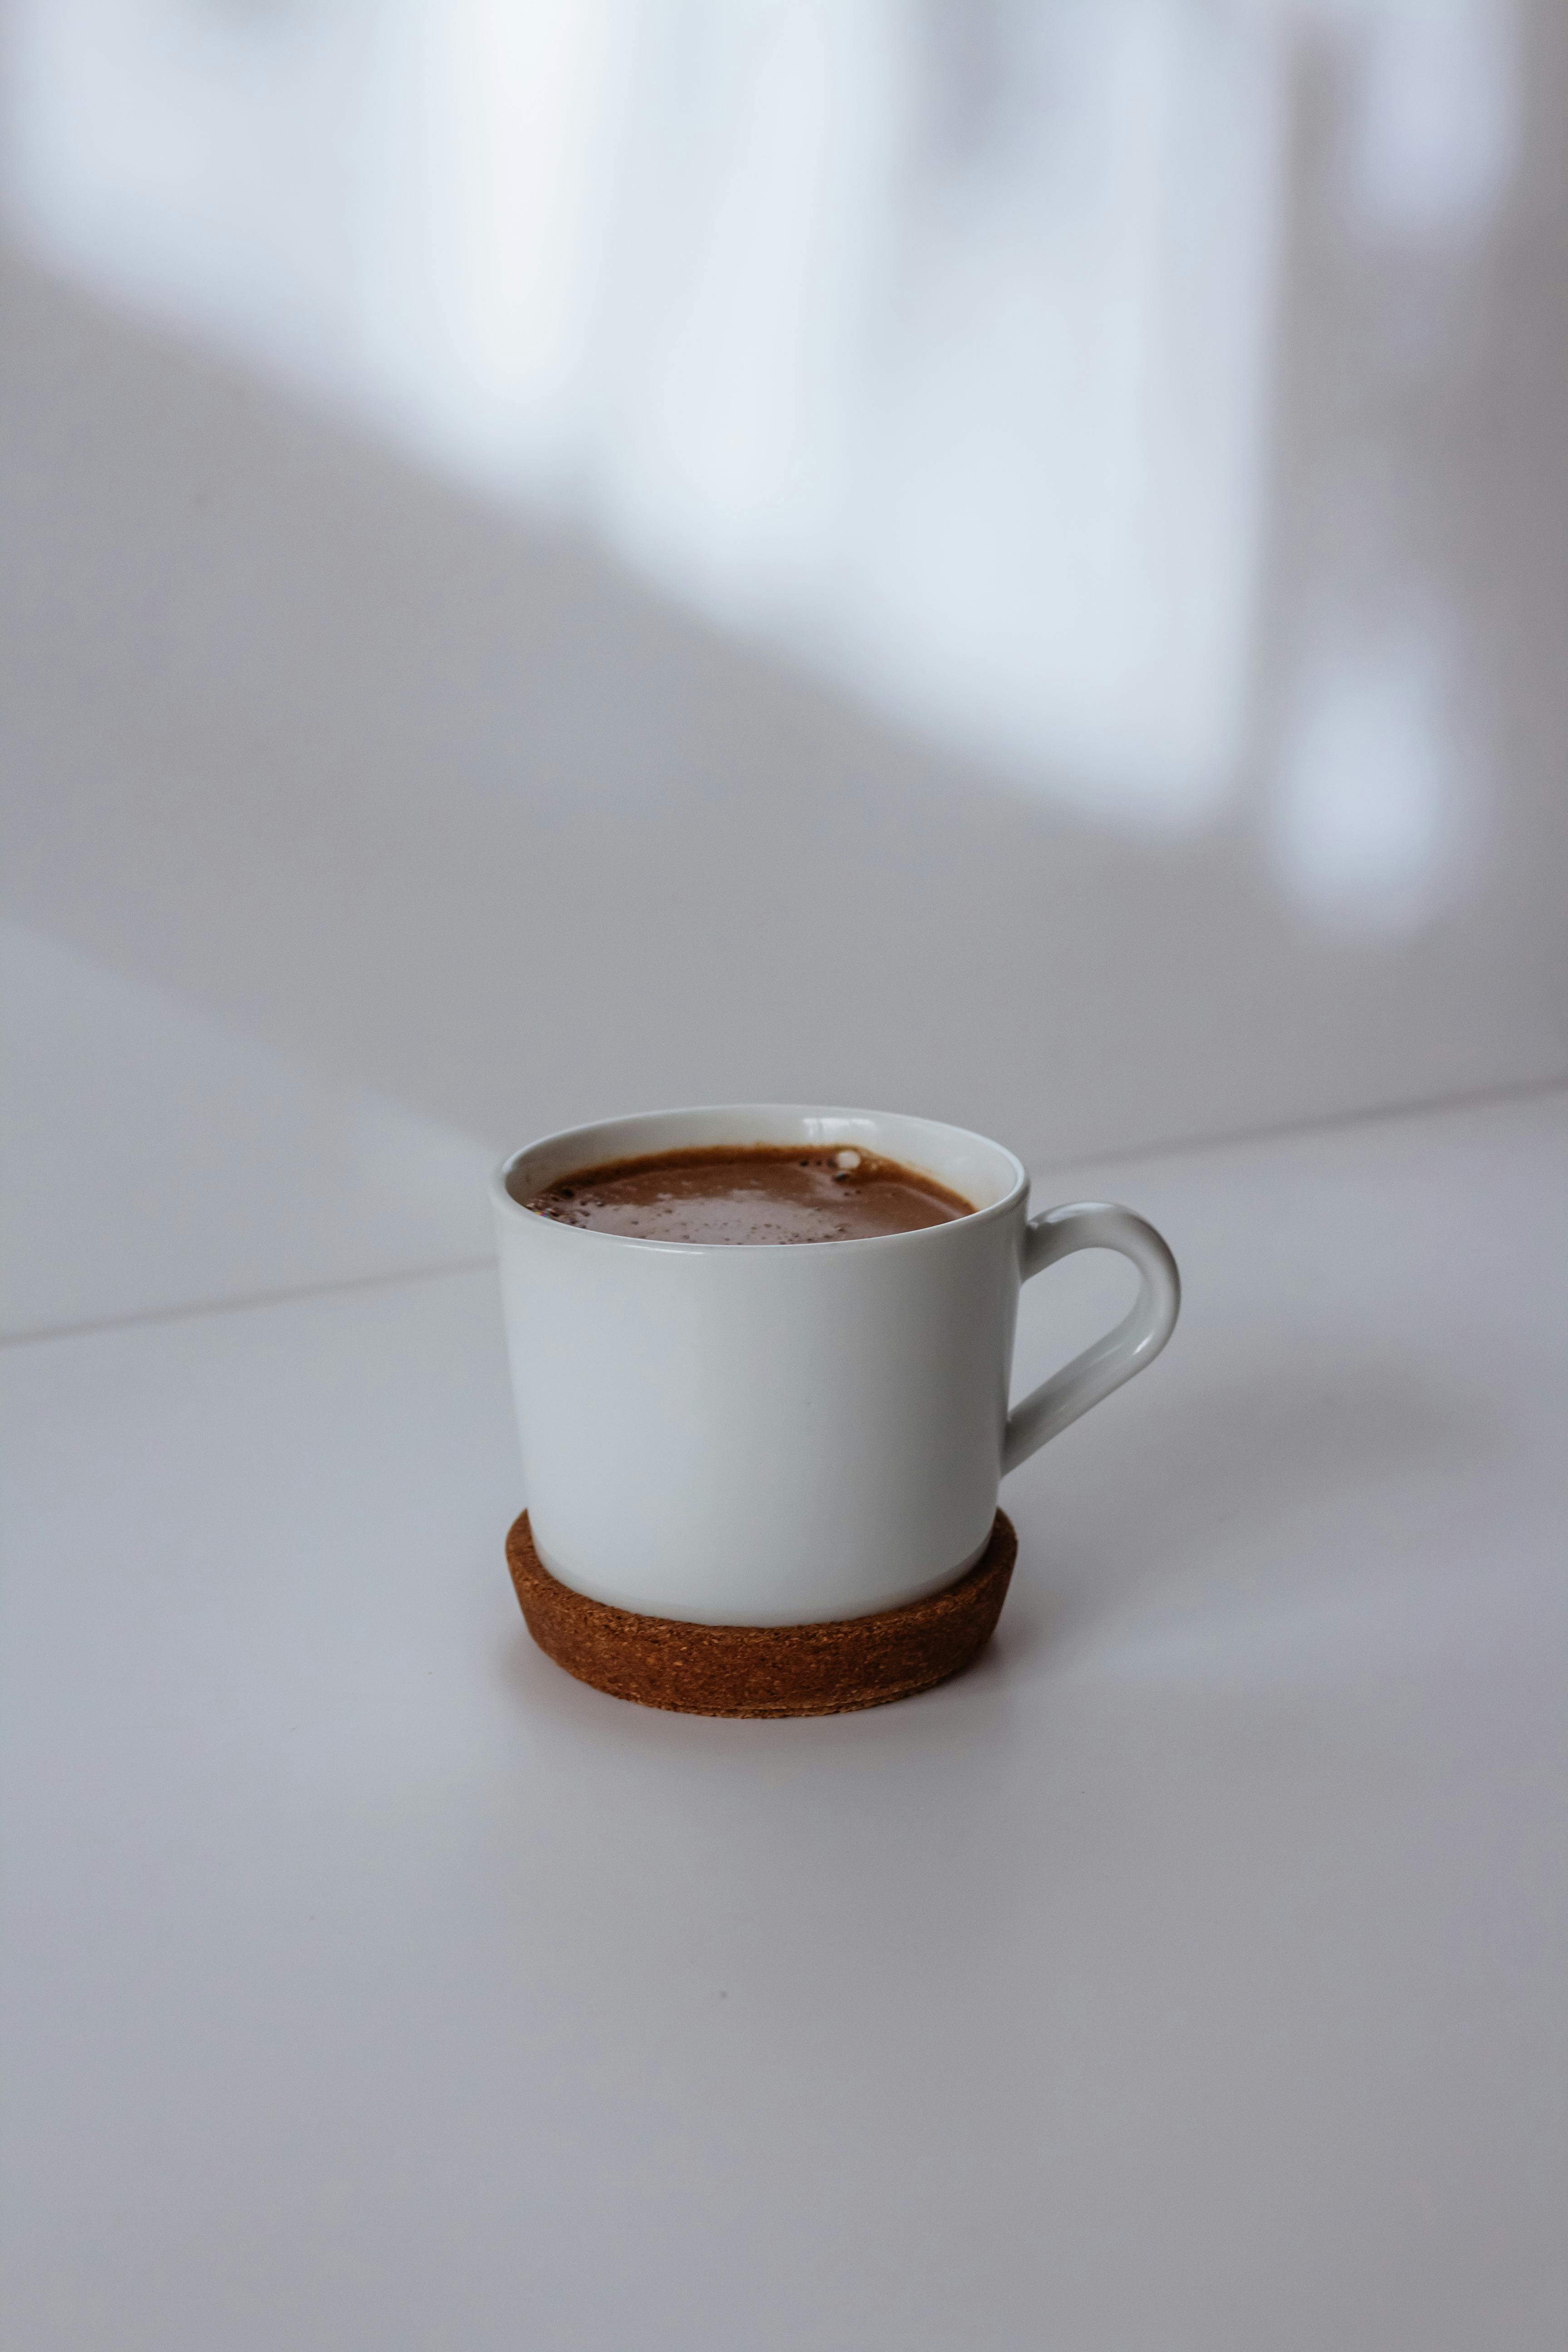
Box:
[506,1510,1017,1719]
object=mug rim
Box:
[491,1102,1029,1254]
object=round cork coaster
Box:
[506,1510,1017,1720]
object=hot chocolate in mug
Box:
[494,1104,1179,1627]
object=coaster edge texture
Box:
[506,1511,1017,1718]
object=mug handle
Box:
[1002,1203,1180,1476]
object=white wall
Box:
[2,3,1565,1332]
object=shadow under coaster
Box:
[506,1510,1017,1719]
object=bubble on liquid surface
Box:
[836,1150,861,1170]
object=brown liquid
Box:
[524,1144,974,1245]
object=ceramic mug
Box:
[493,1104,1179,1627]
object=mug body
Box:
[493,1106,1029,1626]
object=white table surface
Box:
[4,1086,1563,2352]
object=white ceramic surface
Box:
[494,1106,1179,1624]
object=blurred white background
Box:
[3,0,1565,1337]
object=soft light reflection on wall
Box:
[1270,0,1519,935]
[1336,0,1517,238]
[1273,603,1475,931]
[1,0,1287,826]
[0,0,1535,935]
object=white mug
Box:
[493,1105,1179,1627]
